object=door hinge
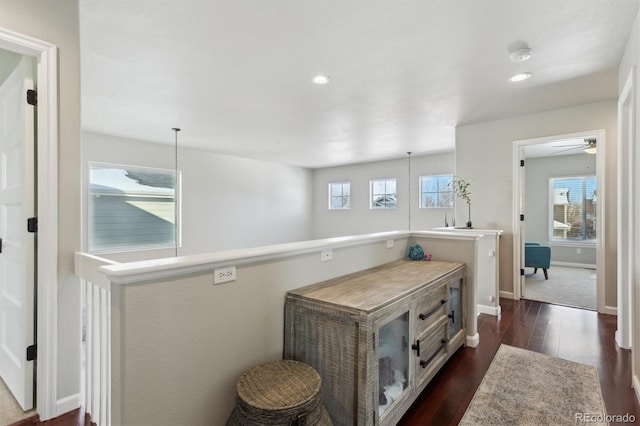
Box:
[520,159,525,167]
[520,268,525,276]
[26,344,37,361]
[27,217,38,233]
[26,89,37,106]
[520,214,524,221]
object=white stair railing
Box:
[75,252,118,426]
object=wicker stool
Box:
[227,359,333,426]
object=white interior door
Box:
[0,55,36,411]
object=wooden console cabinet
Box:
[284,260,466,426]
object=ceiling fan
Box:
[551,138,597,155]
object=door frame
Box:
[512,129,606,314]
[0,27,58,420]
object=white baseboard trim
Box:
[499,291,515,300]
[56,393,81,417]
[550,261,596,269]
[477,304,501,316]
[604,305,618,316]
[633,374,640,406]
[466,333,479,348]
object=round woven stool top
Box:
[237,359,321,411]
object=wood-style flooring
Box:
[16,298,640,426]
[399,298,640,425]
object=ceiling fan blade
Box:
[551,146,582,155]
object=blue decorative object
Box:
[408,244,425,261]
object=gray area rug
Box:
[460,344,607,425]
[0,377,36,426]
[524,265,596,310]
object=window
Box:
[419,174,453,208]
[370,178,397,209]
[89,162,181,252]
[549,176,596,242]
[328,182,351,209]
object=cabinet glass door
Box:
[449,279,462,339]
[378,312,409,418]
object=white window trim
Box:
[370,178,397,209]
[419,174,454,209]
[548,174,597,245]
[328,181,351,210]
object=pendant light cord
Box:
[407,152,412,230]
[172,127,181,257]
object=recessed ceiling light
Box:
[509,48,533,63]
[509,72,532,82]
[312,75,330,85]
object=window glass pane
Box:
[438,175,453,191]
[422,193,437,208]
[372,180,387,195]
[421,176,437,192]
[89,163,179,252]
[438,191,454,208]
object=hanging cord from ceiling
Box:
[407,152,412,231]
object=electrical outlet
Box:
[387,239,394,248]
[576,248,582,254]
[214,266,236,284]
[320,249,333,262]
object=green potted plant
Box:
[450,177,472,228]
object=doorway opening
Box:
[513,130,605,313]
[0,27,59,421]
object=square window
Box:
[420,174,453,208]
[370,178,397,209]
[329,182,351,209]
[89,162,181,252]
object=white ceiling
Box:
[79,1,638,168]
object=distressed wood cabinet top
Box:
[287,259,464,313]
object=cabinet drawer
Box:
[415,283,449,336]
[413,317,448,383]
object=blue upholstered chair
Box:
[525,242,551,279]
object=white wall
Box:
[456,100,618,307]
[524,153,597,265]
[312,152,455,238]
[0,0,82,411]
[82,131,314,261]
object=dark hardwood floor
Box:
[17,298,639,426]
[399,298,640,425]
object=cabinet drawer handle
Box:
[448,310,455,324]
[419,299,448,321]
[420,340,448,369]
[411,339,420,357]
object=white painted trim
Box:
[605,306,618,317]
[466,333,479,348]
[477,304,500,316]
[513,130,606,314]
[0,27,59,421]
[56,393,81,417]
[633,373,640,406]
[499,291,515,300]
[617,68,635,351]
[550,261,597,269]
[98,230,480,285]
